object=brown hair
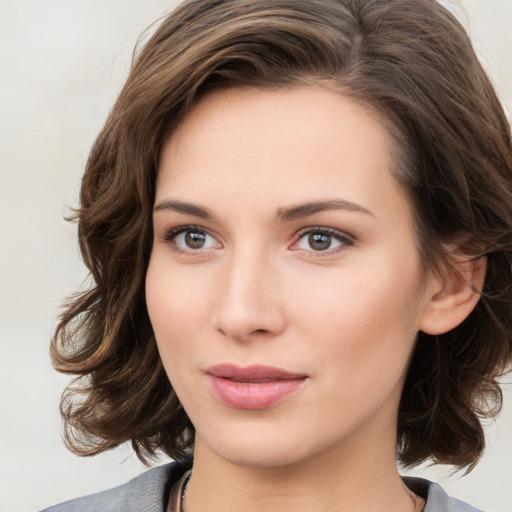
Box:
[52,0,512,470]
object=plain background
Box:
[0,1,511,511]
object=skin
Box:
[146,86,482,512]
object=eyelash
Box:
[161,225,355,256]
[161,224,217,256]
[291,227,355,257]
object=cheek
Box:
[290,254,424,384]
[145,253,207,372]
[294,255,421,331]
[146,249,209,328]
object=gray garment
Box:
[40,459,484,512]
[403,477,484,512]
[40,459,191,512]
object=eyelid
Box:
[161,224,222,254]
[159,224,354,257]
[162,224,200,242]
[290,226,355,254]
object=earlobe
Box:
[419,254,487,335]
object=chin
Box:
[194,419,336,470]
[216,443,308,469]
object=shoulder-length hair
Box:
[52,0,512,470]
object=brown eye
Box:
[164,226,219,252]
[293,228,353,254]
[185,231,207,249]
[308,233,332,251]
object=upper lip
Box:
[205,363,307,381]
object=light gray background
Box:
[0,1,511,511]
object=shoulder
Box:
[403,477,485,512]
[39,458,192,512]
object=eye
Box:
[293,228,354,253]
[163,225,220,252]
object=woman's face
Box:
[146,86,439,469]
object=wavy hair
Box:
[51,0,512,470]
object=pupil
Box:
[309,233,331,251]
[185,231,206,249]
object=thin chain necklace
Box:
[166,470,425,512]
[167,469,192,512]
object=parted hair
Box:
[52,0,512,470]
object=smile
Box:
[205,364,308,410]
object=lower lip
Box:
[207,375,307,410]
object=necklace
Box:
[167,469,425,512]
[167,469,192,512]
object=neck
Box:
[183,430,423,512]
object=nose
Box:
[212,247,286,342]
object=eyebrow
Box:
[153,198,373,221]
[154,199,214,219]
[277,199,373,221]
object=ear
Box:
[419,251,487,335]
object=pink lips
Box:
[205,364,307,410]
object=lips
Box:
[205,364,308,410]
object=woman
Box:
[44,0,512,511]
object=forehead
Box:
[157,86,410,228]
[161,86,393,176]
